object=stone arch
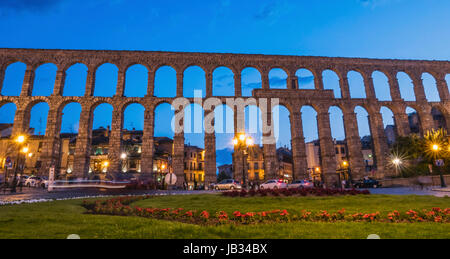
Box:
[405,106,421,135]
[154,102,175,139]
[214,104,234,135]
[90,102,114,132]
[124,64,148,98]
[296,68,315,90]
[93,63,118,97]
[63,63,88,97]
[348,71,366,99]
[328,106,346,141]
[272,104,292,149]
[380,106,397,146]
[214,104,235,173]
[397,71,416,101]
[123,102,146,131]
[431,105,449,131]
[184,103,205,159]
[241,67,262,97]
[183,66,206,98]
[59,102,82,134]
[28,102,50,136]
[213,66,235,96]
[0,102,17,136]
[300,105,319,143]
[32,63,57,97]
[244,104,263,144]
[2,62,26,96]
[422,72,441,102]
[154,65,177,98]
[372,71,392,101]
[269,68,288,89]
[322,69,342,98]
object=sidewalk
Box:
[431,187,450,192]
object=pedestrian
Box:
[341,179,346,189]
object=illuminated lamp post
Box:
[233,133,254,189]
[11,135,27,193]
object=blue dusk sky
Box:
[0,0,450,165]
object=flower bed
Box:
[82,196,450,225]
[222,188,371,198]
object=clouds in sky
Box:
[358,0,401,8]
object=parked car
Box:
[214,179,242,190]
[353,178,381,189]
[40,177,49,189]
[18,175,29,185]
[24,176,42,188]
[288,180,313,189]
[260,179,288,190]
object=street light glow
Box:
[393,158,402,166]
[239,134,246,141]
[21,147,29,154]
[16,135,26,144]
[246,137,254,147]
[432,144,440,152]
[121,153,127,159]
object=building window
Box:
[254,163,259,170]
[335,148,339,154]
[341,147,345,154]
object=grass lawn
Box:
[0,194,449,239]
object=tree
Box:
[422,129,448,187]
[389,129,449,187]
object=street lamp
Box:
[120,153,127,173]
[11,134,27,193]
[431,143,447,188]
[233,133,254,189]
[340,160,351,188]
[102,161,110,173]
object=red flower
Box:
[280,210,289,216]
[200,211,210,219]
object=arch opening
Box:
[269,68,287,89]
[213,67,234,96]
[32,63,57,97]
[124,64,148,98]
[372,71,392,101]
[29,102,50,136]
[296,69,315,90]
[154,66,177,98]
[322,70,341,98]
[94,63,118,97]
[241,67,262,97]
[63,64,87,97]
[422,73,440,102]
[397,72,416,101]
[406,107,421,134]
[348,71,366,99]
[2,62,26,96]
[183,66,206,98]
